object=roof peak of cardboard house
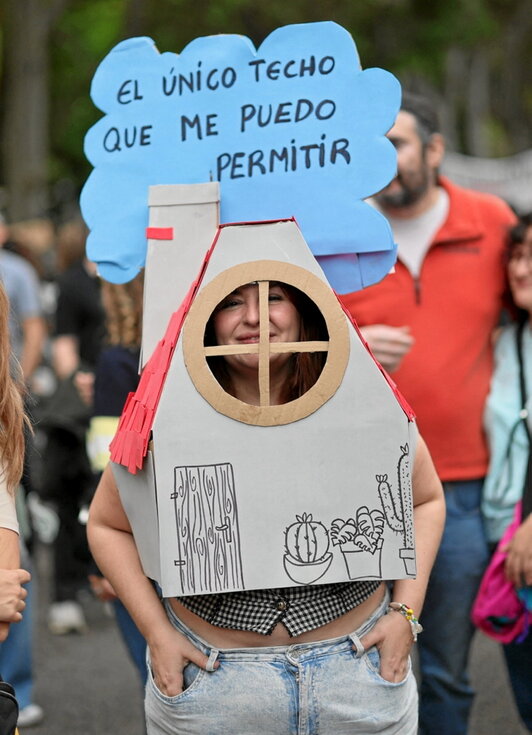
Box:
[110,217,414,474]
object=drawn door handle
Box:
[215,517,232,543]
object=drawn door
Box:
[171,463,244,594]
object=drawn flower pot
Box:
[399,547,416,576]
[283,551,333,585]
[340,540,383,580]
[330,506,385,581]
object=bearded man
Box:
[340,92,516,735]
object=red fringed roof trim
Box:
[336,294,416,422]
[110,230,221,474]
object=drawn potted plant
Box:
[330,506,385,579]
[283,512,333,584]
[376,444,415,575]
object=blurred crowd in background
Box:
[0,2,531,732]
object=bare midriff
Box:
[168,582,386,648]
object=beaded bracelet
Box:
[387,602,423,642]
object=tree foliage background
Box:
[1,0,531,221]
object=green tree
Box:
[1,0,531,221]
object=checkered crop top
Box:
[178,580,381,637]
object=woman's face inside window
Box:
[212,282,301,373]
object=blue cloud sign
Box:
[81,21,400,292]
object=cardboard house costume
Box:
[110,184,417,598]
[81,22,418,600]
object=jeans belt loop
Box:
[206,648,220,672]
[349,633,365,658]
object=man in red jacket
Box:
[341,92,516,735]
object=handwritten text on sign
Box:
[102,54,349,181]
[81,22,400,290]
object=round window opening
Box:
[183,261,349,426]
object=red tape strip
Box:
[146,227,174,240]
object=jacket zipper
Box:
[414,276,422,304]
[397,255,423,305]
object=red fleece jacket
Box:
[340,177,516,482]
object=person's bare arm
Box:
[88,466,213,695]
[20,315,46,381]
[360,435,445,681]
[0,528,19,569]
[52,334,80,379]
[359,324,414,373]
[0,528,31,640]
[504,513,532,587]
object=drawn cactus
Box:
[376,474,403,533]
[376,444,415,574]
[284,513,330,564]
[376,444,412,544]
[398,443,414,550]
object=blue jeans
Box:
[145,591,418,735]
[0,579,34,709]
[418,480,489,735]
[113,598,147,686]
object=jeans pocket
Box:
[148,662,205,705]
[363,646,412,686]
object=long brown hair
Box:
[0,281,27,493]
[101,271,144,348]
[205,283,328,403]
